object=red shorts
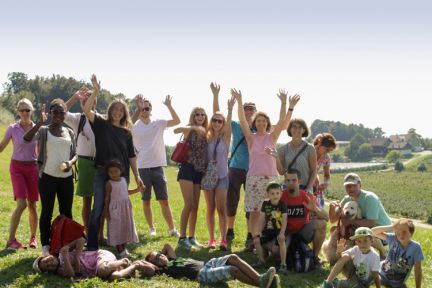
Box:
[10,161,39,202]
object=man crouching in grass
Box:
[144,243,279,288]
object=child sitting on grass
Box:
[322,227,381,288]
[372,218,424,288]
[253,181,288,273]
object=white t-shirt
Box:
[64,112,96,157]
[343,245,380,282]
[44,130,73,178]
[132,119,168,168]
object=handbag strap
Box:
[287,143,308,171]
[228,136,245,165]
[212,137,221,161]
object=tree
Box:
[357,143,373,162]
[394,161,404,172]
[345,133,366,161]
[386,150,401,163]
[417,163,427,172]
[332,153,342,163]
[407,128,422,147]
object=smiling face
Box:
[210,114,225,132]
[193,109,206,126]
[147,251,168,267]
[50,105,65,125]
[243,105,256,120]
[140,101,152,119]
[344,183,362,199]
[17,103,33,121]
[39,255,59,273]
[109,102,125,123]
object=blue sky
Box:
[1,0,431,145]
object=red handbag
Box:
[171,134,190,164]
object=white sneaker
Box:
[149,228,157,236]
[169,228,180,238]
[41,245,50,256]
[119,249,130,258]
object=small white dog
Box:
[341,201,362,220]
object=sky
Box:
[1,0,431,145]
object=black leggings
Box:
[39,173,74,246]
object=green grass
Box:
[405,154,432,172]
[0,123,431,287]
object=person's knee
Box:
[315,220,327,232]
[229,265,240,277]
[227,254,240,265]
[158,200,169,207]
[143,200,151,208]
[16,200,28,211]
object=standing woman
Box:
[312,133,336,208]
[24,99,77,255]
[231,89,299,241]
[83,75,144,251]
[174,107,208,250]
[204,96,235,250]
[1,99,39,250]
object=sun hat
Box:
[349,227,373,240]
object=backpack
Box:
[287,234,315,273]
[76,114,86,141]
[49,215,85,254]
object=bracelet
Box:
[288,108,294,111]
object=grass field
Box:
[0,124,431,287]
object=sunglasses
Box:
[211,118,224,124]
[19,109,31,113]
[195,113,206,117]
[244,107,255,111]
[142,107,151,112]
[51,110,65,116]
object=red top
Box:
[281,190,316,234]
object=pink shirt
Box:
[247,133,278,176]
[58,249,116,278]
[5,122,37,161]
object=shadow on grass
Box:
[0,248,16,257]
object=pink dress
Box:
[107,178,139,246]
[58,249,116,277]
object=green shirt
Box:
[341,189,392,226]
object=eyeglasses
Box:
[291,125,304,129]
[142,107,151,112]
[244,107,255,112]
[211,118,224,124]
[19,109,31,113]
[195,113,206,117]
[51,110,65,116]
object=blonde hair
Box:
[188,107,208,128]
[107,99,132,129]
[207,112,226,140]
[16,98,34,111]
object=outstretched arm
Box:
[223,95,236,144]
[164,95,181,127]
[211,82,221,114]
[231,88,253,144]
[371,225,392,241]
[282,94,301,130]
[83,74,100,123]
[271,91,301,142]
[174,126,206,138]
[65,87,88,111]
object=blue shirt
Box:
[341,190,392,226]
[380,233,424,286]
[228,121,249,170]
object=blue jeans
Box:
[87,167,129,250]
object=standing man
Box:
[212,82,287,249]
[131,94,180,237]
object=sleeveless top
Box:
[247,133,278,176]
[207,137,229,179]
[186,130,208,173]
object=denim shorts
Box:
[177,162,203,185]
[198,255,232,283]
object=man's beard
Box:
[288,188,295,193]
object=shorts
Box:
[215,177,229,190]
[177,162,203,185]
[244,175,279,212]
[336,274,371,288]
[261,230,284,251]
[285,220,316,247]
[198,254,232,283]
[76,157,96,197]
[10,161,39,201]
[227,168,247,217]
[139,167,168,201]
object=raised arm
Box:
[23,104,47,142]
[211,82,221,114]
[131,94,144,124]
[65,87,88,111]
[161,243,176,259]
[83,74,100,123]
[231,88,253,144]
[223,95,236,144]
[271,89,289,143]
[164,95,181,127]
[281,94,301,130]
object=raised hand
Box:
[163,95,172,107]
[336,238,348,254]
[73,87,89,101]
[135,94,145,110]
[227,95,236,111]
[265,146,278,158]
[40,103,48,124]
[277,89,288,103]
[230,88,242,102]
[210,82,220,95]
[288,94,301,108]
[91,74,101,91]
[303,195,317,212]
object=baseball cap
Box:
[243,102,256,110]
[349,227,373,240]
[343,173,361,186]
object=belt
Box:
[11,159,37,165]
[78,155,95,161]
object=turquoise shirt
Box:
[341,190,392,226]
[229,121,249,170]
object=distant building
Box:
[336,141,350,147]
[388,134,413,156]
[369,138,391,156]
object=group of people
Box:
[0,76,425,287]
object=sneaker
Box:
[279,263,288,274]
[169,228,180,238]
[29,236,37,249]
[188,237,204,249]
[259,267,276,288]
[226,228,235,241]
[119,249,130,258]
[219,240,228,251]
[149,228,157,236]
[178,237,193,250]
[321,280,333,288]
[6,239,24,250]
[269,274,280,288]
[41,245,50,256]
[208,239,216,249]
